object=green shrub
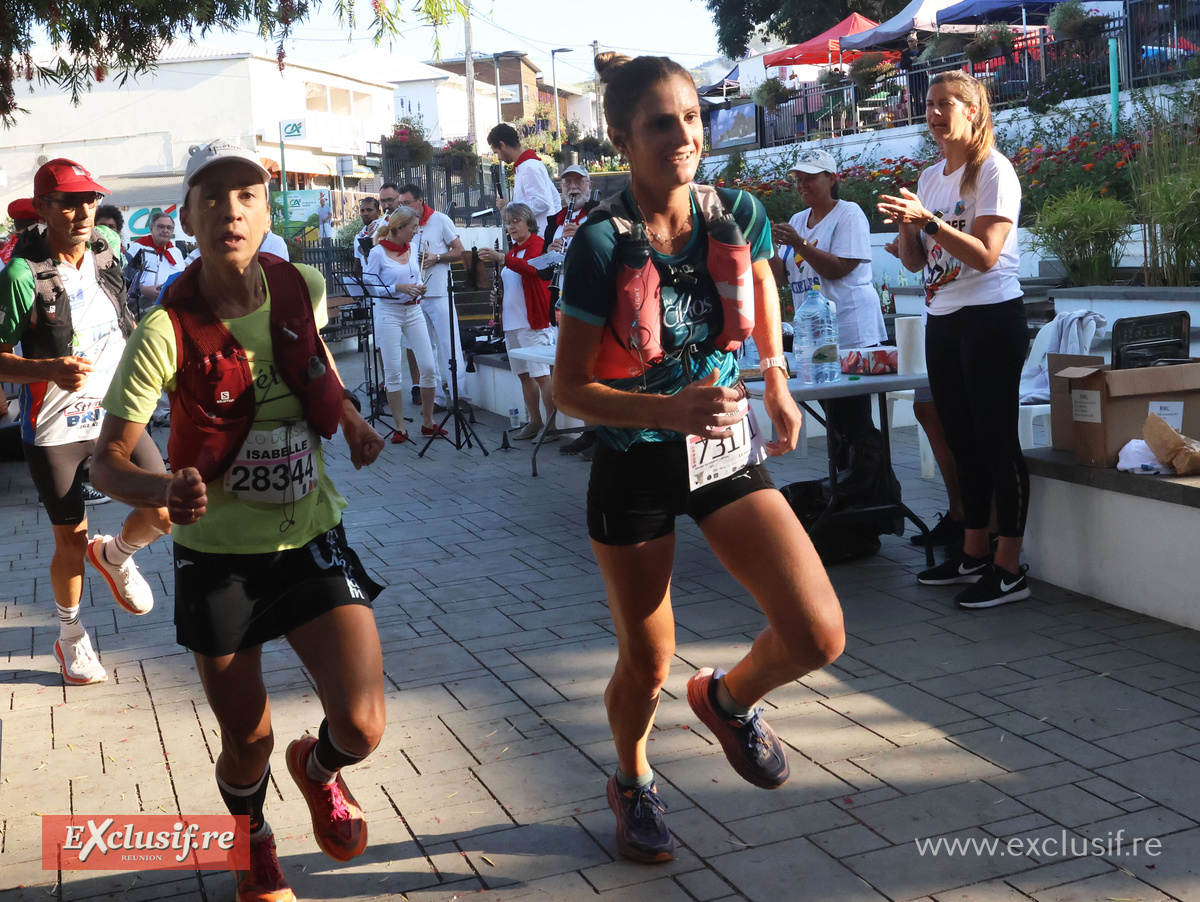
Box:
[1029,186,1130,285]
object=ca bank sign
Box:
[280,118,306,141]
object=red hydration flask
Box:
[610,222,665,373]
[707,214,755,352]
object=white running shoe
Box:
[87,535,154,615]
[54,632,108,685]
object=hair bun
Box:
[594,51,633,84]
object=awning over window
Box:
[96,174,184,209]
[256,147,337,176]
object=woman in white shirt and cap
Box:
[771,148,888,480]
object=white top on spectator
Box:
[917,148,1022,316]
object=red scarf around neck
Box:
[417,203,434,226]
[135,234,178,262]
[513,149,540,169]
[380,239,410,255]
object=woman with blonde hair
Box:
[554,52,845,863]
[364,205,445,440]
[877,70,1030,609]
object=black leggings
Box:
[926,298,1030,538]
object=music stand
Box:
[340,273,399,439]
[419,273,488,457]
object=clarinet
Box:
[549,193,579,295]
[490,238,503,336]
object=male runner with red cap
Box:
[0,158,171,685]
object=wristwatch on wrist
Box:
[923,210,945,236]
[760,355,789,374]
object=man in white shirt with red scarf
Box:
[129,210,185,306]
[488,124,561,235]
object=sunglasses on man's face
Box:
[44,192,103,210]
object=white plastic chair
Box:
[1016,312,1099,450]
[886,390,936,478]
[1019,403,1052,450]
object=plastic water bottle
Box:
[793,283,841,385]
[509,407,522,429]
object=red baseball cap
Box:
[7,198,38,221]
[33,158,109,197]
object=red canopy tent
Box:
[763,13,886,68]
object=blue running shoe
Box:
[606,774,675,863]
[687,667,790,790]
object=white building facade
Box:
[0,42,396,240]
[337,50,504,151]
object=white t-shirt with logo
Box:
[415,210,459,299]
[30,251,126,446]
[917,149,1022,315]
[780,200,886,348]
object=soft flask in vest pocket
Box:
[707,214,755,352]
[611,222,665,372]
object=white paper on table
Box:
[527,252,565,271]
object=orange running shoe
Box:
[232,830,294,902]
[286,736,368,862]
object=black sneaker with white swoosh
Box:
[917,551,991,586]
[955,564,1031,609]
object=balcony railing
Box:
[756,12,1196,148]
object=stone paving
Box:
[3,395,1200,901]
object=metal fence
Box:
[759,13,1194,147]
[380,141,495,226]
[299,239,357,294]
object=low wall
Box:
[1025,449,1200,630]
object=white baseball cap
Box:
[560,164,590,179]
[789,149,839,175]
[182,140,272,206]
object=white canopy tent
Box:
[841,0,979,50]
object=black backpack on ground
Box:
[780,431,903,565]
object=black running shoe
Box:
[410,386,421,405]
[687,668,790,789]
[956,564,1031,609]
[918,550,991,586]
[606,775,675,863]
[82,483,111,506]
[910,512,964,547]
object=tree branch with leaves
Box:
[705,0,908,60]
[0,0,467,126]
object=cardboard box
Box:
[1053,361,1200,467]
[1048,353,1104,452]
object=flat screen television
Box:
[709,100,759,152]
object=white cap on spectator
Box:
[789,149,838,175]
[560,164,590,179]
[182,140,272,206]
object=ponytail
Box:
[929,70,994,196]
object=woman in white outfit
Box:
[364,207,443,441]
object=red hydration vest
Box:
[591,185,754,380]
[159,254,343,483]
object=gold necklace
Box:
[644,210,693,246]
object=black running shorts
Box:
[173,522,383,657]
[24,431,166,526]
[586,439,775,546]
